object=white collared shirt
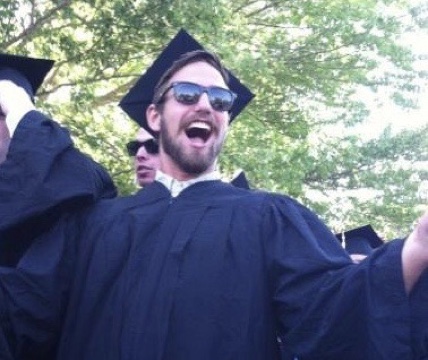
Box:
[155,170,221,197]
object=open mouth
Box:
[185,121,213,143]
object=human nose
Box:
[194,91,212,111]
[136,145,149,159]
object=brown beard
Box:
[159,115,224,175]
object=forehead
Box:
[136,128,153,142]
[169,61,228,88]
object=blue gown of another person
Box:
[0,111,425,360]
[0,111,117,265]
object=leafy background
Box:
[2,0,428,239]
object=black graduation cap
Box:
[336,224,384,255]
[231,170,250,189]
[0,53,54,100]
[119,29,254,133]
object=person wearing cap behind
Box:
[334,223,428,357]
[336,224,428,357]
[336,224,384,264]
[0,30,428,360]
[0,53,116,267]
[126,127,160,187]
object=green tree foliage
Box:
[1,0,427,237]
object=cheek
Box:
[153,156,161,166]
[217,113,230,134]
[162,108,184,133]
[166,102,188,120]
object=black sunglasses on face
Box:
[157,81,237,112]
[126,139,159,156]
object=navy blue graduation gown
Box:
[0,111,116,265]
[0,111,424,359]
[0,179,415,360]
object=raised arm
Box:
[402,209,428,293]
[0,80,117,265]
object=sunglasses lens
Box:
[126,140,159,156]
[174,83,200,105]
[145,140,159,154]
[208,87,234,111]
[126,140,139,156]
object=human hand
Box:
[0,80,35,117]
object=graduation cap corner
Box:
[0,53,54,99]
[336,224,384,256]
[119,29,254,134]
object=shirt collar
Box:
[155,170,221,197]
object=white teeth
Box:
[188,121,211,131]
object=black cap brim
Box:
[336,224,384,255]
[0,53,54,95]
[119,29,254,133]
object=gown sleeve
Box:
[0,110,117,265]
[0,211,80,360]
[262,195,413,359]
[0,110,112,358]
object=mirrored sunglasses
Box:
[158,81,237,112]
[126,139,159,156]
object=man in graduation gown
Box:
[335,224,384,263]
[0,53,116,359]
[0,30,428,360]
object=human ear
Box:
[146,104,161,133]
